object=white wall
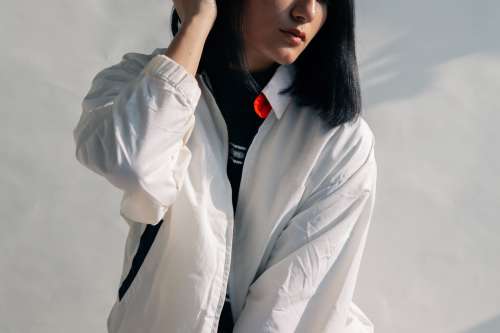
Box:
[0,0,498,332]
[356,1,500,332]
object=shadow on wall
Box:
[357,0,499,109]
[461,313,500,333]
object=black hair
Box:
[170,0,361,129]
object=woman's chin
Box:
[274,49,301,65]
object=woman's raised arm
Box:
[165,0,217,75]
[72,7,216,225]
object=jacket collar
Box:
[197,61,296,120]
[260,63,296,120]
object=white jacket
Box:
[73,47,377,333]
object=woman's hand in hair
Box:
[172,0,217,26]
[165,0,216,76]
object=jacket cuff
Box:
[120,188,168,225]
[144,54,201,107]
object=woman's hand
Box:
[172,0,217,25]
[164,0,217,76]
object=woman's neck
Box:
[249,62,279,91]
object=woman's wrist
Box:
[164,14,215,77]
[181,13,216,36]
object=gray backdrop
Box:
[1,0,499,332]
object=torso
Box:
[207,63,279,333]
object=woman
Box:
[73,0,377,331]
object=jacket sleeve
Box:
[73,52,201,225]
[233,139,377,333]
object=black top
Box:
[209,64,279,212]
[207,63,278,333]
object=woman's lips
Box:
[280,30,304,46]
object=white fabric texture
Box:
[73,47,377,333]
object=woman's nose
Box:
[290,0,317,23]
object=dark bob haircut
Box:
[170,0,361,129]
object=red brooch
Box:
[253,92,272,119]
